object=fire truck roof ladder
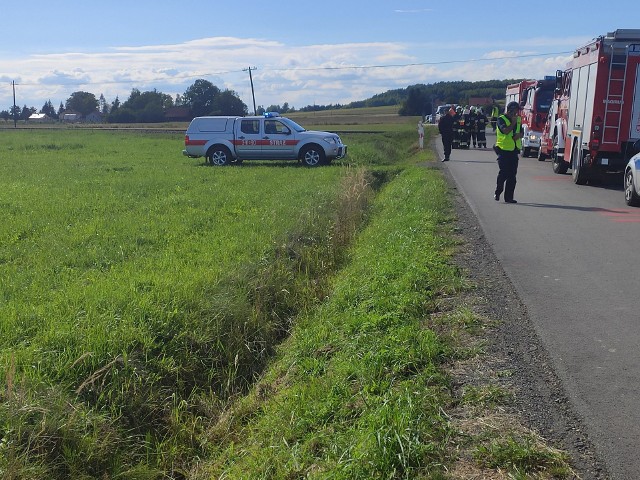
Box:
[603,42,629,146]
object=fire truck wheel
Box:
[523,147,531,157]
[552,157,568,174]
[551,136,568,174]
[537,149,547,161]
[571,143,588,185]
[625,170,640,206]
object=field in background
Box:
[0,105,420,133]
[287,105,419,131]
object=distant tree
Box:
[138,103,165,123]
[399,86,430,116]
[99,94,109,114]
[58,102,64,116]
[41,100,56,118]
[20,105,35,120]
[10,105,20,121]
[66,91,98,116]
[174,94,183,106]
[183,79,221,117]
[108,88,173,123]
[211,89,247,116]
[111,96,120,112]
[0,110,10,122]
[107,108,136,123]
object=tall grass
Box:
[199,153,461,479]
[0,128,403,477]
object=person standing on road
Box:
[467,106,479,148]
[490,102,500,132]
[476,108,488,148]
[417,120,424,149]
[438,107,455,162]
[494,101,522,203]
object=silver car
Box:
[624,139,640,207]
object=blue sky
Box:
[1,0,638,112]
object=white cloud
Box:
[0,36,576,111]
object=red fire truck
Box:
[538,29,640,184]
[505,78,555,158]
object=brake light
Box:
[185,135,189,145]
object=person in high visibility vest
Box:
[490,103,500,132]
[494,101,522,203]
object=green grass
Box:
[201,157,462,479]
[0,123,574,479]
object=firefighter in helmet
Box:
[475,107,488,148]
[467,106,479,147]
[494,101,522,203]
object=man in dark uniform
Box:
[494,101,522,203]
[476,108,487,148]
[467,107,479,147]
[438,107,455,162]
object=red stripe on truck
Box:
[184,136,207,146]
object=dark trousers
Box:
[442,134,452,159]
[470,130,477,145]
[477,130,486,146]
[495,149,519,201]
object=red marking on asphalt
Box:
[599,209,640,223]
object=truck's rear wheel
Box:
[300,145,325,167]
[571,143,588,185]
[207,146,232,166]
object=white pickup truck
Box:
[182,113,347,166]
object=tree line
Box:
[0,78,518,123]
[0,79,249,123]
[397,79,521,116]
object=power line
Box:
[3,50,572,89]
[267,51,573,72]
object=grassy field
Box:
[0,118,573,479]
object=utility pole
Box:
[243,66,258,115]
[12,80,17,128]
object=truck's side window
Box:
[241,120,260,134]
[265,120,290,135]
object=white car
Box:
[624,140,640,207]
[183,113,346,166]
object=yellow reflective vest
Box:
[496,114,522,151]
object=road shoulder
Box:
[437,154,607,479]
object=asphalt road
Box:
[435,131,640,479]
